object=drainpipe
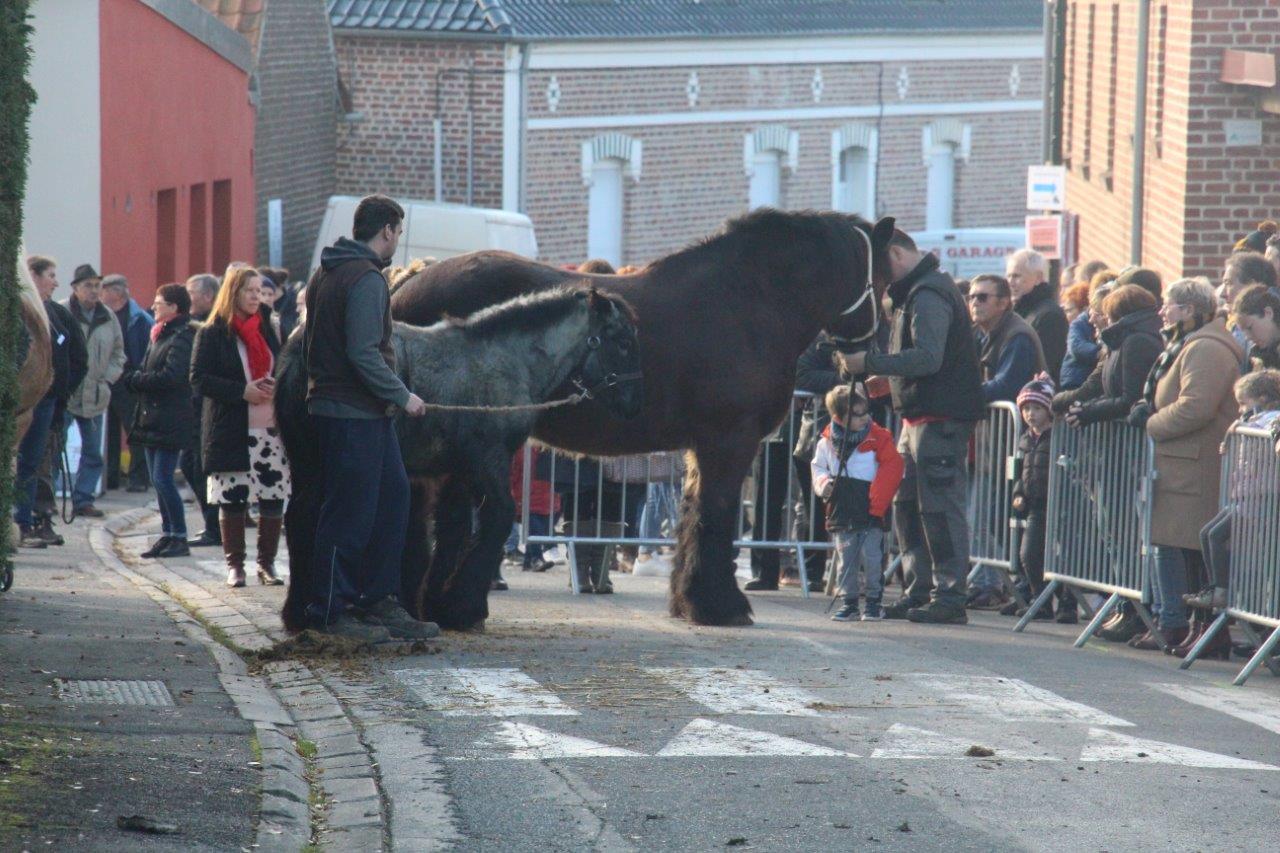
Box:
[517,42,530,212]
[433,118,444,202]
[1131,0,1152,265]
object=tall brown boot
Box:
[221,512,247,588]
[256,516,284,586]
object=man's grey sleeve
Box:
[864,290,951,378]
[345,271,411,409]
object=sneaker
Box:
[1015,605,1054,621]
[354,597,440,640]
[36,517,64,546]
[159,538,190,558]
[504,548,524,564]
[882,597,926,620]
[862,601,884,621]
[17,525,47,549]
[1055,606,1079,624]
[831,603,860,622]
[140,536,172,559]
[906,600,969,624]
[491,577,509,591]
[187,529,221,548]
[73,504,105,519]
[744,579,779,591]
[320,613,394,644]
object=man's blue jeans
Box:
[69,413,105,509]
[13,397,57,528]
[309,416,409,625]
[1152,545,1190,630]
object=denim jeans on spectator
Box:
[833,527,885,605]
[13,397,57,528]
[1152,545,1190,630]
[69,412,105,509]
[639,481,679,555]
[504,523,519,553]
[523,513,552,567]
[145,446,187,538]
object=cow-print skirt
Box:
[207,428,292,506]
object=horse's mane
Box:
[452,284,625,340]
[646,208,872,288]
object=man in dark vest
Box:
[839,231,983,624]
[303,194,436,642]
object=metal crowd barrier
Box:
[1179,426,1280,684]
[967,402,1023,597]
[519,391,838,596]
[1015,418,1162,648]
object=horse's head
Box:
[822,215,897,349]
[575,287,643,419]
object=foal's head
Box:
[575,287,643,420]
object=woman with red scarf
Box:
[191,266,291,587]
[124,283,197,558]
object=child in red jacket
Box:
[812,385,905,621]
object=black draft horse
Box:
[276,286,642,632]
[390,209,895,627]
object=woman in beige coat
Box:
[1127,277,1242,651]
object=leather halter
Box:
[572,334,642,400]
[833,225,879,345]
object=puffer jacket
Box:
[1012,427,1052,515]
[65,296,125,418]
[1053,307,1163,425]
[126,315,196,450]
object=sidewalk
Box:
[0,492,256,850]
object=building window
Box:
[211,180,232,274]
[188,183,207,276]
[743,126,798,210]
[830,123,878,219]
[582,133,641,267]
[921,120,970,232]
[156,188,176,284]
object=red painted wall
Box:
[98,0,256,304]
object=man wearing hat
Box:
[62,263,125,518]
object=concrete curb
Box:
[93,508,394,852]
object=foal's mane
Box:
[646,208,874,287]
[454,284,621,340]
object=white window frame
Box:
[829,123,878,218]
[921,120,970,232]
[743,126,799,210]
[581,133,642,266]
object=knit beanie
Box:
[1235,220,1278,254]
[1016,371,1056,413]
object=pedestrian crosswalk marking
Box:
[393,668,578,716]
[655,719,855,758]
[1080,727,1279,770]
[480,722,642,759]
[1149,682,1280,737]
[870,723,1057,761]
[646,667,822,716]
[905,674,1134,727]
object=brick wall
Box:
[254,0,338,278]
[334,36,506,210]
[1064,0,1280,280]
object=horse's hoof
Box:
[692,612,752,627]
[459,619,486,633]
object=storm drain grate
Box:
[56,679,175,707]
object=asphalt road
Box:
[331,566,1280,852]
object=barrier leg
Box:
[1073,592,1121,647]
[1179,611,1229,670]
[1014,580,1058,633]
[567,542,581,595]
[1132,602,1168,652]
[826,549,839,598]
[796,545,810,600]
[1233,626,1280,687]
[882,554,902,589]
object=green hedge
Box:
[0,3,35,564]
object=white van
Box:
[310,196,538,274]
[912,227,1026,280]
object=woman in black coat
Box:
[190,267,289,588]
[125,283,196,558]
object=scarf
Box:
[1142,317,1206,405]
[150,315,174,343]
[830,420,872,468]
[231,312,272,381]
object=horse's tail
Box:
[275,333,319,632]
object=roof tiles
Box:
[195,0,266,50]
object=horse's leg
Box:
[418,475,472,626]
[670,440,756,626]
[400,478,434,618]
[433,453,514,631]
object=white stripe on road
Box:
[906,674,1134,727]
[648,667,822,716]
[1148,682,1280,737]
[1080,727,1279,770]
[393,668,579,716]
[656,719,856,758]
[481,722,642,759]
[870,723,1057,761]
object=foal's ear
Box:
[583,286,612,315]
[871,216,897,249]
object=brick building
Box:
[328,0,1044,268]
[1058,0,1280,279]
[197,0,339,279]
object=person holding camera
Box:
[190,266,290,588]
